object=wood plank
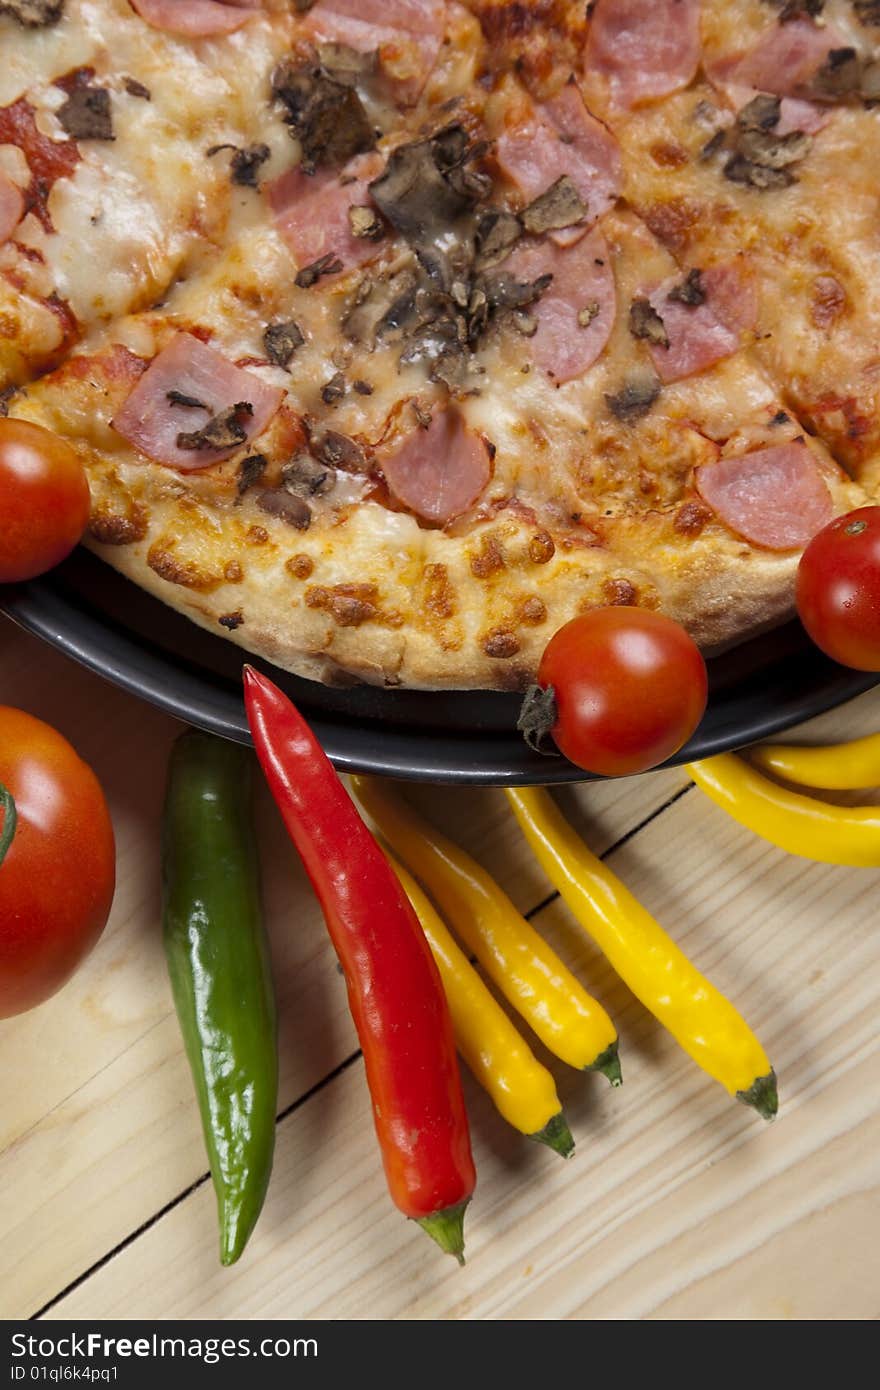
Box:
[42,709,880,1319]
[0,617,686,1317]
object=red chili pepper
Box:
[243,667,476,1262]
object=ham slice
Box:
[505,226,616,385]
[112,333,283,471]
[379,409,491,524]
[267,156,383,277]
[708,17,845,102]
[695,442,833,550]
[301,0,445,103]
[583,0,701,109]
[774,96,829,137]
[644,267,745,383]
[496,84,621,242]
[0,170,25,245]
[127,1,261,37]
[699,261,758,335]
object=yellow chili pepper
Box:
[751,730,880,791]
[351,776,621,1083]
[505,786,777,1120]
[687,753,880,867]
[384,850,574,1157]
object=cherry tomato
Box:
[530,608,708,777]
[0,418,90,583]
[797,507,880,671]
[0,707,115,1017]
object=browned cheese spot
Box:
[673,500,713,536]
[246,525,270,545]
[528,529,555,564]
[811,275,847,330]
[520,596,547,625]
[602,577,638,606]
[424,563,456,619]
[483,628,521,659]
[473,1,583,94]
[306,582,379,627]
[643,199,703,255]
[649,140,688,169]
[88,502,147,546]
[147,543,222,592]
[224,560,244,583]
[286,553,315,580]
[470,534,506,578]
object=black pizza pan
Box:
[1,548,877,784]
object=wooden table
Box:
[1,614,878,1321]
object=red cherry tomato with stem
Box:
[0,707,115,1017]
[0,418,90,583]
[797,506,880,671]
[522,608,708,777]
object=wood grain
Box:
[1,616,879,1320]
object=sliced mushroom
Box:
[311,430,370,473]
[236,453,268,496]
[229,144,271,188]
[272,58,375,173]
[256,489,311,530]
[629,297,670,349]
[176,403,253,452]
[368,124,488,249]
[667,268,706,307]
[520,176,588,237]
[263,319,305,369]
[474,209,523,270]
[0,0,64,25]
[605,373,661,424]
[56,82,113,141]
[282,453,336,497]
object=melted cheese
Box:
[611,0,880,491]
[0,0,296,372]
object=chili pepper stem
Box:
[0,782,17,868]
[530,1112,575,1159]
[588,1040,623,1088]
[737,1069,778,1122]
[416,1200,470,1265]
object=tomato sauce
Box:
[0,98,80,233]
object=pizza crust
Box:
[81,443,866,691]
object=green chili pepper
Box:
[162,731,278,1266]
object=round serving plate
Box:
[1,548,877,784]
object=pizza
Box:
[1,0,878,691]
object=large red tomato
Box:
[0,418,90,583]
[0,708,115,1016]
[523,608,708,777]
[797,507,880,671]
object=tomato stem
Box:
[516,683,560,755]
[0,781,17,868]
